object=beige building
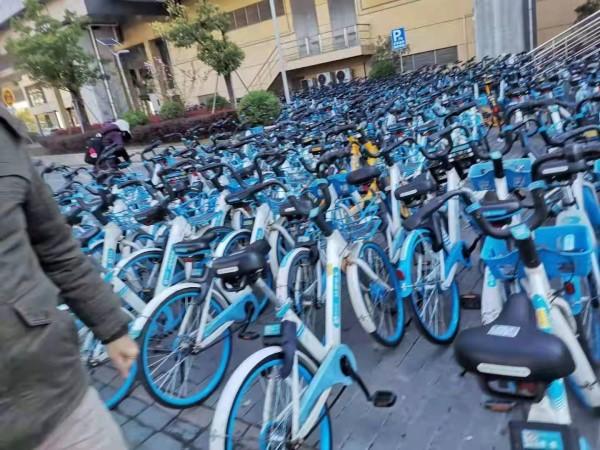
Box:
[115,0,587,106]
[0,0,587,130]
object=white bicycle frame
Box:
[244,225,395,441]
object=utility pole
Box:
[89,27,118,120]
[269,0,291,104]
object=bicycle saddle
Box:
[454,292,575,383]
[77,226,101,247]
[212,239,270,281]
[395,173,437,202]
[279,197,312,219]
[173,231,218,258]
[346,166,381,186]
[135,204,169,226]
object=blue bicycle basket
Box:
[481,224,593,281]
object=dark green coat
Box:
[0,107,129,450]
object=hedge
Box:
[37,109,236,154]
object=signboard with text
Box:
[390,27,407,51]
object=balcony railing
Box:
[281,23,372,61]
[248,23,372,91]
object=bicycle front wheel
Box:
[210,348,332,450]
[406,231,460,344]
[139,286,232,408]
[348,241,405,347]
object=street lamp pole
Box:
[268,0,291,104]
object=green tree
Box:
[575,0,600,21]
[6,0,101,129]
[155,0,244,107]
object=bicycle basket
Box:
[469,158,532,192]
[107,209,141,231]
[326,201,381,240]
[481,225,593,281]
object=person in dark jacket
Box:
[101,119,132,163]
[0,105,138,450]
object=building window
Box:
[229,0,284,30]
[35,111,59,134]
[233,8,248,28]
[401,46,458,72]
[25,85,47,107]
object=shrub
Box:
[36,111,236,154]
[369,60,396,80]
[238,90,281,126]
[159,100,185,120]
[208,95,230,110]
[122,110,149,128]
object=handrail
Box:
[248,46,277,89]
[524,10,600,70]
[535,25,600,66]
[527,10,600,57]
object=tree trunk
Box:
[224,73,236,108]
[69,89,91,131]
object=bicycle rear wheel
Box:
[210,349,332,450]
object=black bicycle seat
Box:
[454,292,575,383]
[346,166,381,186]
[135,204,169,226]
[279,198,312,219]
[212,239,271,281]
[395,173,437,202]
[173,231,218,259]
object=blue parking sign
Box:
[390,27,407,51]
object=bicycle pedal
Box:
[371,390,396,408]
[460,293,481,310]
[238,330,260,340]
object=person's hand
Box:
[106,335,139,378]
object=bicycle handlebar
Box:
[470,184,548,239]
[288,179,333,235]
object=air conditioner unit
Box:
[316,72,333,87]
[335,68,353,83]
[300,78,315,90]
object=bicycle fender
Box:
[114,247,163,272]
[213,229,250,258]
[130,282,206,339]
[398,228,431,298]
